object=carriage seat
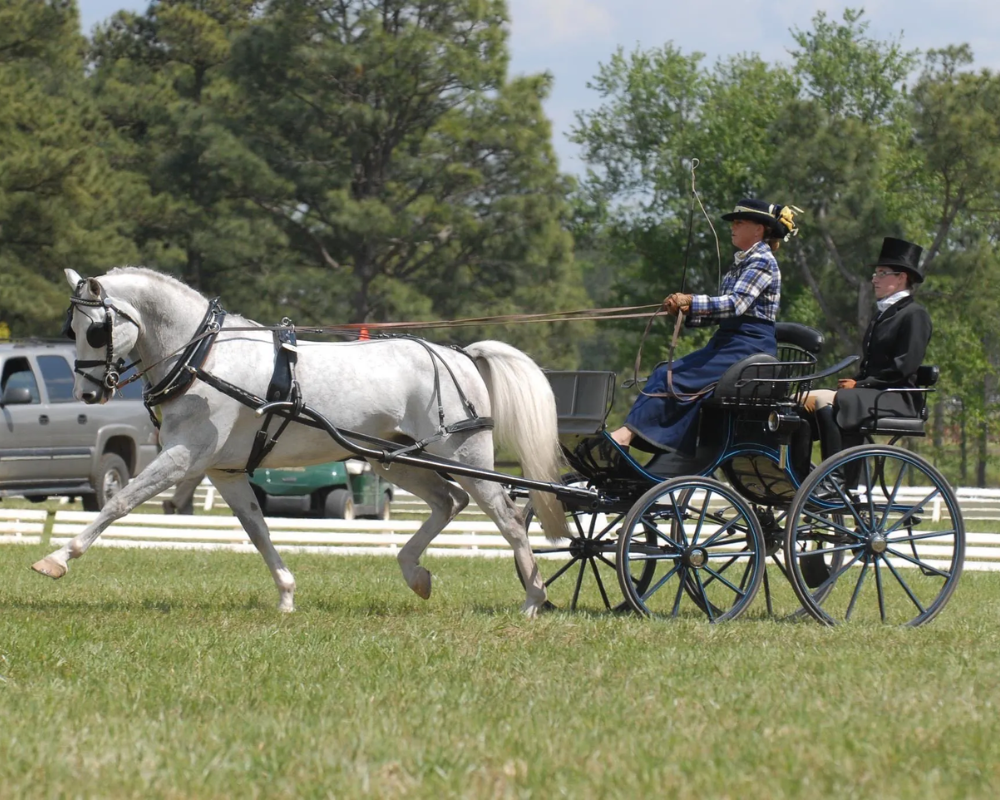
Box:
[775,322,824,355]
[707,353,781,404]
[858,365,939,436]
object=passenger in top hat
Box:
[800,236,933,461]
[600,197,801,457]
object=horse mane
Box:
[104,266,208,301]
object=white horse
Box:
[33,267,568,616]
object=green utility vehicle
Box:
[249,460,393,520]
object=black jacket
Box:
[835,296,932,431]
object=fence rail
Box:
[4,484,999,570]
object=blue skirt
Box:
[625,317,776,455]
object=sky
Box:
[77,1,1000,174]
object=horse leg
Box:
[207,470,296,613]
[31,447,193,578]
[454,477,548,618]
[367,462,468,600]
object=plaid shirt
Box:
[687,241,780,327]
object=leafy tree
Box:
[87,0,291,305]
[0,0,143,336]
[223,0,585,364]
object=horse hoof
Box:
[31,557,67,579]
[409,567,432,600]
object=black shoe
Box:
[573,434,625,473]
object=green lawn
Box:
[2,545,1000,799]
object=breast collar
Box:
[143,298,227,409]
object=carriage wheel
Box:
[616,476,766,622]
[784,445,965,626]
[519,478,656,612]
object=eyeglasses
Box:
[871,271,902,280]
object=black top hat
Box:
[721,198,798,240]
[871,237,924,283]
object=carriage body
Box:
[533,323,964,626]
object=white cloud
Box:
[507,0,617,47]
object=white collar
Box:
[734,240,768,265]
[876,290,911,314]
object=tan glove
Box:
[802,393,818,413]
[662,293,693,315]
[838,378,857,390]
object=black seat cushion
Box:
[775,322,824,355]
[711,354,780,401]
[860,417,927,435]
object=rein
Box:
[631,158,723,402]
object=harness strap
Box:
[144,299,226,411]
[381,417,495,463]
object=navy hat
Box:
[722,199,800,240]
[871,237,924,283]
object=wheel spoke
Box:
[590,514,624,543]
[881,487,943,535]
[877,458,908,529]
[699,515,745,548]
[844,556,869,621]
[881,556,927,615]
[769,553,791,582]
[693,571,715,622]
[571,559,586,610]
[596,553,617,571]
[544,557,579,587]
[589,558,612,609]
[886,528,957,545]
[706,549,755,560]
[640,563,683,603]
[691,491,712,546]
[670,569,686,616]
[883,545,953,579]
[667,492,690,547]
[874,557,887,623]
[831,480,869,532]
[808,549,865,596]
[700,564,746,598]
[802,507,865,541]
[863,457,877,526]
[642,517,683,550]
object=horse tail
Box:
[464,340,569,541]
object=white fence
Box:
[4,486,1000,571]
[0,509,46,545]
[48,511,544,558]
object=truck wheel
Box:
[378,492,391,521]
[83,453,130,512]
[324,488,355,520]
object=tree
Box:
[87,0,291,305]
[0,0,143,336]
[222,0,585,364]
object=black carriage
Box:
[529,322,964,626]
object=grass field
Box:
[2,545,1000,799]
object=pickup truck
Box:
[0,341,158,510]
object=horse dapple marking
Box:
[35,267,568,616]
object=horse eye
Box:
[86,323,108,349]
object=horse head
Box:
[63,268,144,404]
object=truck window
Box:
[37,355,76,403]
[1,358,41,403]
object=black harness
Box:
[63,280,493,476]
[62,281,142,393]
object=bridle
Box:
[62,281,142,393]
